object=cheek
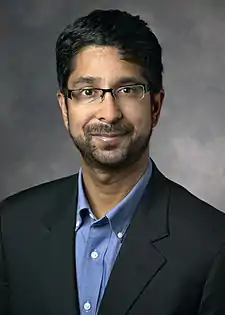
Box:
[123,106,151,133]
[67,107,92,135]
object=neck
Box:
[80,151,150,219]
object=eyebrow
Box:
[70,76,146,87]
[70,76,97,86]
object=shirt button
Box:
[117,232,123,239]
[84,301,91,311]
[91,250,99,259]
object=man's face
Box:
[57,46,163,170]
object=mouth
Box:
[91,133,127,144]
[91,133,124,137]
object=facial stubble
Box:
[68,122,152,171]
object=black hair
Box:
[56,9,163,93]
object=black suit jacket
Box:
[1,162,225,315]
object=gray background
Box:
[1,0,225,211]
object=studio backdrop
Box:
[0,0,225,211]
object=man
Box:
[0,8,225,315]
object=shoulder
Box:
[168,177,225,219]
[0,173,78,218]
[151,161,225,224]
[165,175,225,243]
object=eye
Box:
[118,85,141,95]
[120,86,135,94]
[81,88,96,97]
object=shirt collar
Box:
[76,158,152,238]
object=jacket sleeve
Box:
[0,202,10,314]
[198,243,225,314]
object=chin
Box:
[90,150,129,169]
[95,153,126,165]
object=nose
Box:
[95,92,123,123]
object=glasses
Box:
[66,84,151,105]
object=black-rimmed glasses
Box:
[66,84,151,104]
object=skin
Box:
[57,45,164,218]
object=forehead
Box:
[68,45,145,86]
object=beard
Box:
[68,122,152,171]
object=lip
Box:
[91,134,123,137]
[92,133,124,138]
[91,134,125,144]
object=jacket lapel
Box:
[98,163,170,315]
[40,175,80,315]
[39,162,170,315]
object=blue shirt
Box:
[75,159,152,315]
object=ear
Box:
[57,90,69,130]
[151,89,164,128]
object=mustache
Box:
[84,123,133,135]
